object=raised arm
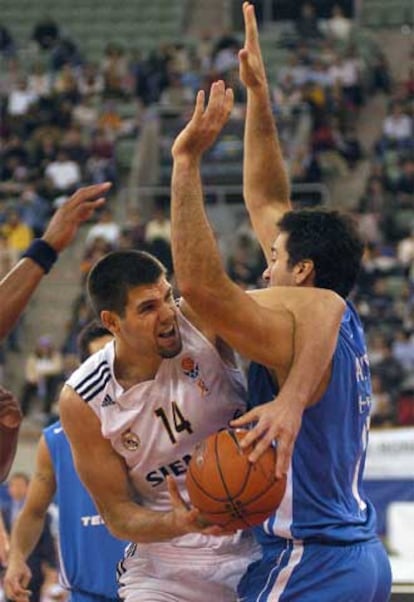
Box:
[4,436,56,602]
[59,385,222,542]
[0,183,110,341]
[171,82,345,476]
[240,1,291,261]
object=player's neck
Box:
[113,347,162,390]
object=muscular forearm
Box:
[8,511,45,562]
[0,259,45,340]
[244,88,290,211]
[101,499,186,543]
[0,425,20,482]
[172,157,230,303]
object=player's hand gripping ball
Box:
[186,429,287,530]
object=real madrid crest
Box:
[121,430,140,451]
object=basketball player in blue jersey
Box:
[170,4,392,601]
[4,321,127,602]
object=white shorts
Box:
[117,533,260,602]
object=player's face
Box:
[116,276,182,358]
[263,232,296,288]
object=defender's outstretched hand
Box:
[231,395,304,479]
[172,81,234,162]
[239,2,268,91]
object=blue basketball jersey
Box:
[44,421,127,599]
[248,301,378,544]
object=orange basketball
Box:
[186,429,286,530]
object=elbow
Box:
[100,506,130,541]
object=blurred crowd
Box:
[0,4,413,437]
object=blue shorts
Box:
[238,538,392,602]
[69,592,120,602]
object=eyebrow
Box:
[136,285,173,311]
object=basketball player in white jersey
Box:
[59,245,344,601]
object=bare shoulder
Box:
[59,384,101,442]
[247,286,346,312]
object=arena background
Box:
[0,0,413,599]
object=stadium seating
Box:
[0,0,188,61]
[360,0,414,28]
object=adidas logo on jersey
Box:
[101,394,116,407]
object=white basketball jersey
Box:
[67,309,247,521]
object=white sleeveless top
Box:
[67,309,253,555]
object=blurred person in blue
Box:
[0,472,57,602]
[4,320,127,602]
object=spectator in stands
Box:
[1,208,33,257]
[145,204,171,246]
[392,328,414,374]
[7,77,38,118]
[32,134,58,174]
[395,157,414,204]
[398,224,414,275]
[159,71,194,112]
[19,183,51,237]
[53,64,79,102]
[32,16,60,51]
[211,31,240,75]
[20,336,64,418]
[227,233,263,289]
[272,72,303,118]
[327,4,352,42]
[78,62,104,99]
[381,102,413,150]
[371,50,392,94]
[85,207,120,249]
[0,472,57,602]
[97,100,123,139]
[290,144,322,184]
[28,62,52,98]
[101,43,128,98]
[60,126,88,164]
[372,339,405,402]
[50,37,82,72]
[0,23,15,57]
[295,2,323,40]
[370,374,395,427]
[72,95,99,133]
[123,206,147,249]
[45,149,82,197]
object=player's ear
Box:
[293,259,315,286]
[101,310,119,335]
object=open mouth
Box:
[158,325,176,340]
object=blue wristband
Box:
[22,239,58,274]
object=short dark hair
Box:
[87,250,167,317]
[77,320,112,362]
[278,209,364,298]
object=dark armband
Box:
[22,239,58,274]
